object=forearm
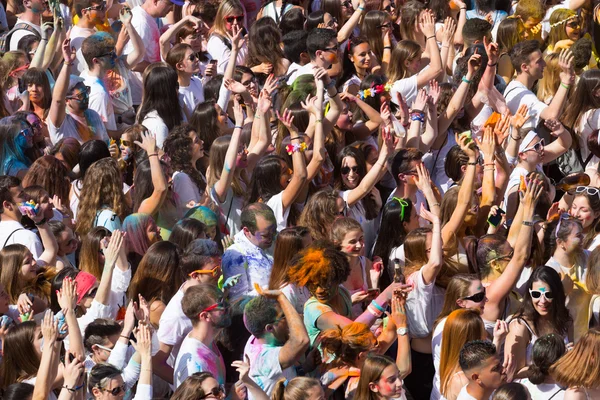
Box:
[541,86,569,120]
[337,7,364,43]
[30,38,48,68]
[224,47,240,81]
[215,128,241,199]
[32,341,57,400]
[396,333,411,378]
[355,98,382,124]
[38,222,59,265]
[438,80,469,133]
[480,157,496,206]
[421,106,438,151]
[64,309,84,359]
[278,295,308,346]
[406,117,423,149]
[159,19,187,58]
[149,154,168,195]
[95,266,115,306]
[125,23,146,68]
[151,354,174,384]
[506,128,521,163]
[454,9,467,45]
[426,35,443,75]
[139,355,152,385]
[43,31,60,69]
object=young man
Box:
[153,239,221,384]
[504,40,575,132]
[242,289,310,399]
[173,283,231,388]
[286,28,338,86]
[8,0,45,51]
[222,203,277,301]
[69,0,107,74]
[80,15,144,136]
[282,30,309,81]
[457,340,507,400]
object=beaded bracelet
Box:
[286,142,307,155]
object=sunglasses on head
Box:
[341,166,359,175]
[529,289,554,301]
[521,138,545,154]
[100,385,125,396]
[461,289,486,303]
[576,186,600,198]
[225,15,244,23]
[392,197,410,222]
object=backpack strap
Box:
[3,228,25,248]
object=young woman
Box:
[1,51,29,116]
[537,53,561,104]
[168,218,207,250]
[569,187,600,250]
[47,220,78,271]
[189,100,228,164]
[268,226,312,314]
[127,241,182,327]
[361,11,393,73]
[184,205,221,243]
[122,213,163,271]
[496,17,525,84]
[546,217,590,341]
[137,64,183,149]
[246,17,289,77]
[504,267,572,377]
[298,188,346,241]
[163,124,207,217]
[550,328,600,399]
[271,377,325,400]
[545,8,581,54]
[331,217,381,318]
[339,36,376,95]
[49,137,81,174]
[22,155,71,207]
[75,157,125,236]
[21,67,51,140]
[166,43,205,119]
[517,333,566,400]
[78,227,111,280]
[354,354,407,400]
[207,0,248,74]
[0,118,33,178]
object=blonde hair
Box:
[331,217,363,248]
[439,309,485,397]
[587,247,600,294]
[547,8,578,49]
[210,0,245,37]
[387,40,422,82]
[271,377,322,400]
[320,322,377,366]
[550,328,600,389]
[537,53,561,104]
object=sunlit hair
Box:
[354,354,397,400]
[435,274,481,327]
[75,157,124,236]
[163,124,206,194]
[122,213,155,256]
[210,0,245,37]
[465,234,511,278]
[439,309,485,397]
[587,247,600,294]
[0,51,27,93]
[166,43,194,72]
[248,154,289,204]
[22,155,70,203]
[171,372,216,400]
[22,67,51,116]
[399,0,424,41]
[562,69,600,150]
[137,64,183,131]
[550,328,600,389]
[79,227,111,280]
[537,53,561,103]
[0,244,34,303]
[298,188,341,241]
[321,322,376,367]
[388,40,422,82]
[169,218,206,250]
[288,242,351,289]
[127,241,182,306]
[361,10,389,63]
[272,377,323,400]
[528,333,566,385]
[339,36,370,88]
[331,217,362,249]
[497,18,524,54]
[0,321,39,387]
[247,17,285,71]
[547,8,578,49]
[491,383,530,400]
[132,159,174,213]
[269,226,310,290]
[207,135,244,197]
[572,188,600,249]
[48,137,81,171]
[404,227,432,276]
[0,118,30,175]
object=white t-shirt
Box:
[431,316,447,400]
[210,186,243,236]
[47,111,109,145]
[141,110,169,149]
[422,131,457,194]
[174,335,226,388]
[456,385,478,400]
[0,220,42,259]
[179,76,205,117]
[504,80,547,132]
[69,24,95,74]
[172,170,204,218]
[81,72,117,131]
[266,191,290,232]
[518,378,565,400]
[243,336,297,399]
[390,75,418,109]
[207,34,248,75]
[405,269,445,338]
[9,18,40,51]
[575,109,600,176]
[157,287,192,363]
[286,62,315,86]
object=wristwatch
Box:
[397,327,408,336]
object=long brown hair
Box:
[0,244,34,303]
[298,188,340,241]
[439,309,485,397]
[354,354,397,400]
[434,274,480,327]
[0,321,40,387]
[404,227,432,276]
[361,11,389,63]
[387,40,422,82]
[272,377,323,400]
[79,227,111,280]
[22,155,70,204]
[268,226,310,290]
[550,328,600,389]
[207,135,245,197]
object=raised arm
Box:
[541,119,572,164]
[421,81,440,152]
[212,99,243,202]
[337,0,366,43]
[339,92,383,140]
[420,205,443,285]
[417,10,444,87]
[120,6,146,70]
[473,127,497,236]
[439,17,456,77]
[247,89,272,173]
[48,38,76,130]
[453,0,467,45]
[217,25,245,112]
[303,82,326,182]
[159,15,204,61]
[276,109,308,210]
[28,203,58,266]
[32,310,60,400]
[30,22,53,69]
[406,88,428,149]
[413,163,441,217]
[57,277,85,360]
[540,49,575,121]
[95,230,124,306]
[136,132,168,215]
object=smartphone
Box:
[0,315,13,328]
[367,288,380,296]
[487,208,505,227]
[210,59,218,66]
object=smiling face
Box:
[340,229,365,257]
[369,364,404,398]
[189,129,205,160]
[336,103,354,130]
[350,42,372,71]
[531,279,553,316]
[570,196,599,230]
[180,48,201,75]
[341,156,360,189]
[405,52,422,75]
[21,250,38,282]
[520,136,544,165]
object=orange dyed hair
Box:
[550,328,600,389]
[287,242,350,289]
[321,322,377,367]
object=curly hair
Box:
[288,242,350,289]
[75,158,125,236]
[298,188,340,241]
[22,155,70,204]
[320,322,376,367]
[164,124,207,195]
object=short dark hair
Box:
[181,284,223,324]
[81,32,115,70]
[73,0,102,17]
[459,340,497,373]
[283,30,308,64]
[88,364,121,394]
[0,175,20,213]
[391,148,423,185]
[306,28,337,59]
[571,37,592,71]
[181,239,221,276]
[462,19,492,47]
[240,203,276,233]
[509,40,540,73]
[84,319,122,352]
[243,296,278,338]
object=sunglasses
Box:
[84,3,106,11]
[392,197,410,222]
[341,166,359,175]
[120,139,132,147]
[576,186,600,198]
[461,289,486,303]
[322,46,338,53]
[487,249,514,263]
[188,53,198,62]
[521,138,545,154]
[202,299,230,313]
[529,289,554,301]
[95,344,113,353]
[384,2,396,11]
[225,15,244,23]
[200,385,225,399]
[66,86,91,101]
[326,17,338,27]
[341,0,352,7]
[189,265,220,278]
[100,385,125,396]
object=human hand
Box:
[136,294,150,325]
[123,299,137,334]
[133,129,158,155]
[441,16,456,46]
[131,323,153,359]
[253,283,282,299]
[558,48,575,84]
[233,98,244,127]
[276,109,297,133]
[257,89,272,114]
[419,9,436,37]
[232,355,253,385]
[390,290,407,328]
[313,65,331,86]
[544,119,566,137]
[493,112,511,146]
[119,5,133,26]
[41,309,58,345]
[456,131,477,158]
[396,92,409,124]
[227,25,246,52]
[474,125,495,159]
[493,319,509,344]
[62,353,84,388]
[503,351,516,382]
[382,282,413,302]
[339,91,357,103]
[255,62,273,75]
[62,37,76,65]
[413,162,432,193]
[17,293,33,314]
[427,80,441,106]
[41,22,53,41]
[419,203,440,225]
[103,230,124,270]
[510,104,530,134]
[483,36,499,65]
[467,49,482,78]
[57,276,77,312]
[520,177,544,208]
[301,93,322,118]
[379,125,395,158]
[204,61,217,77]
[224,78,248,94]
[221,234,234,250]
[380,101,391,125]
[351,290,371,304]
[412,88,428,111]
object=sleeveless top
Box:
[346,256,369,318]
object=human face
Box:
[33,326,43,357]
[340,229,365,257]
[561,223,584,254]
[370,365,404,399]
[189,130,205,160]
[525,50,546,80]
[66,83,90,112]
[26,113,43,139]
[241,73,258,98]
[304,385,326,400]
[530,280,553,316]
[81,282,99,309]
[200,377,225,399]
[182,33,203,53]
[279,161,292,190]
[308,279,338,303]
[382,0,396,17]
[27,83,44,104]
[191,256,222,285]
[323,13,338,30]
[520,136,544,165]
[523,17,541,30]
[58,227,79,256]
[402,204,420,233]
[95,376,126,400]
[319,40,339,67]
[570,196,599,230]
[157,0,174,18]
[245,215,277,249]
[97,48,117,70]
[336,104,353,130]
[236,142,248,168]
[21,250,38,282]
[205,224,217,241]
[28,0,49,14]
[405,53,422,75]
[93,334,119,363]
[215,104,229,130]
[119,132,132,156]
[341,156,360,189]
[269,304,290,344]
[181,49,200,74]
[224,11,244,33]
[476,355,506,390]
[400,161,421,187]
[146,219,162,244]
[565,18,581,41]
[457,279,487,312]
[350,42,372,71]
[83,2,106,23]
[341,0,354,18]
[17,123,34,148]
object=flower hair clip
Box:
[550,15,577,29]
[358,84,390,100]
[286,142,307,155]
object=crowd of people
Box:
[1,0,600,399]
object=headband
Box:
[518,131,539,153]
[358,83,392,100]
[550,15,578,29]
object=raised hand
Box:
[41,309,58,345]
[62,354,85,389]
[492,112,511,146]
[133,130,158,155]
[419,203,440,225]
[17,292,33,314]
[428,80,441,106]
[253,283,282,299]
[221,234,234,250]
[256,89,272,114]
[104,230,124,270]
[510,104,530,135]
[475,125,496,159]
[395,92,410,124]
[263,74,278,95]
[57,276,77,312]
[339,91,357,103]
[442,16,456,46]
[301,93,322,117]
[119,5,133,26]
[227,25,246,52]
[412,88,428,111]
[136,294,151,325]
[390,289,408,328]
[467,49,482,77]
[419,9,436,37]
[544,119,566,137]
[493,319,509,345]
[456,131,477,158]
[413,162,432,193]
[521,177,544,207]
[276,109,297,132]
[233,98,244,127]
[41,22,53,41]
[313,65,331,86]
[483,36,499,65]
[224,78,248,94]
[62,37,76,65]
[558,48,575,85]
[123,299,137,333]
[380,101,392,125]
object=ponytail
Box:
[320,323,375,366]
[271,378,287,400]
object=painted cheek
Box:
[345,244,355,252]
[325,52,338,64]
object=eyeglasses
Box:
[19,128,33,138]
[461,289,486,303]
[100,385,125,396]
[341,0,352,7]
[326,17,338,27]
[529,289,554,301]
[95,344,113,353]
[202,299,230,313]
[378,22,393,29]
[392,197,409,222]
[66,86,91,101]
[199,385,226,399]
[384,2,396,12]
[341,166,359,175]
[84,3,106,12]
[188,53,198,62]
[576,186,600,198]
[520,138,545,154]
[225,15,244,24]
[120,139,132,147]
[97,50,116,60]
[322,46,338,53]
[487,249,514,264]
[189,265,220,278]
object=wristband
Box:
[370,300,385,313]
[426,35,436,40]
[462,76,472,84]
[460,7,467,10]
[358,6,365,10]
[34,218,47,226]
[467,162,477,166]
[234,125,243,129]
[384,46,392,49]
[148,153,158,158]
[316,118,323,123]
[488,62,498,67]
[510,135,521,141]
[367,305,382,317]
[560,82,571,90]
[62,385,76,393]
[120,334,130,339]
[286,142,307,155]
[431,203,440,207]
[522,220,534,226]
